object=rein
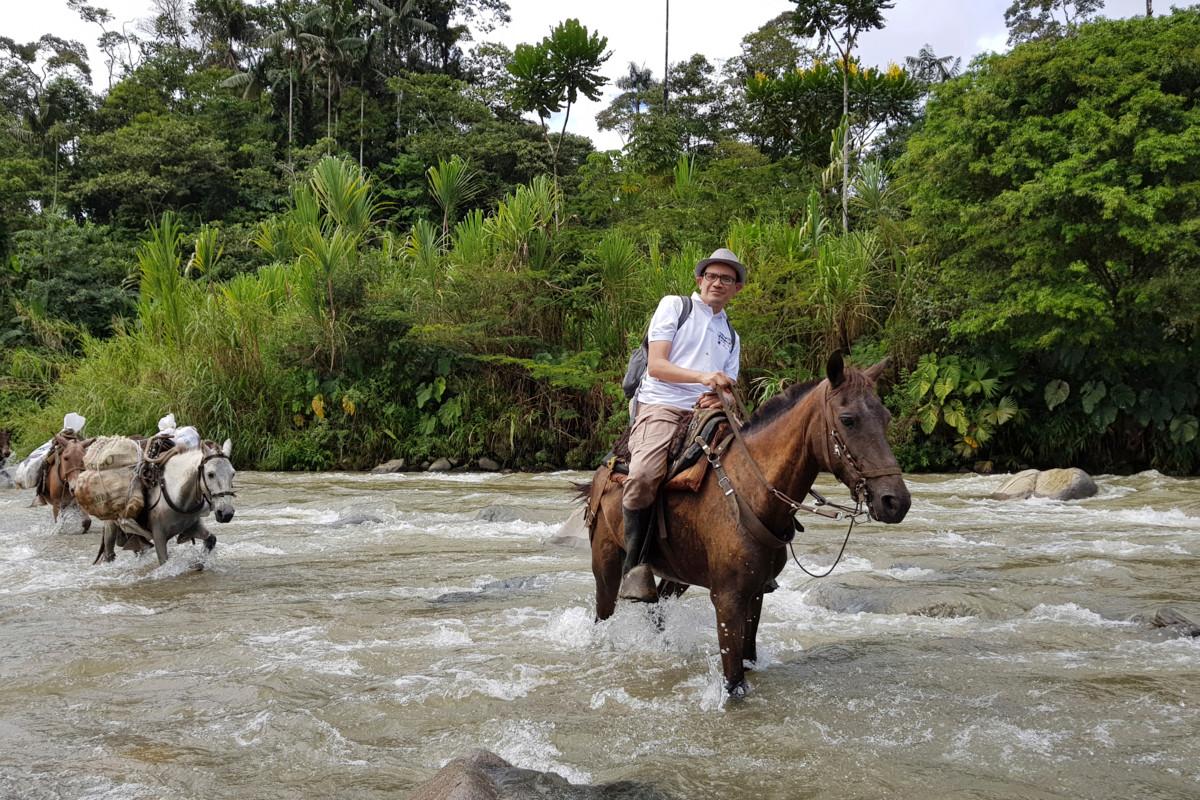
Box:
[160,452,235,515]
[701,386,891,578]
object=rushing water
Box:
[1,470,1198,799]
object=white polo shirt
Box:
[636,293,740,410]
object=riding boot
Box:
[618,506,658,602]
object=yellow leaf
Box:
[342,396,356,416]
[312,394,326,420]
[293,414,306,428]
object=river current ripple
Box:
[1,470,1198,799]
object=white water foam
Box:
[485,719,592,785]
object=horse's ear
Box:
[863,357,892,385]
[81,437,97,448]
[826,350,846,388]
[221,438,232,458]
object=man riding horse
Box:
[619,248,745,603]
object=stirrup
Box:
[618,565,659,603]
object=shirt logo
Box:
[717,331,733,351]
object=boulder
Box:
[428,458,453,472]
[991,468,1097,501]
[477,457,501,471]
[406,749,674,800]
[371,458,406,474]
[1034,467,1098,501]
[476,505,521,523]
[990,468,1039,500]
[547,506,590,549]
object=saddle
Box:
[584,406,737,537]
[603,406,735,490]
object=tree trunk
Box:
[1146,0,1153,16]
[359,93,364,169]
[288,72,294,160]
[663,0,670,113]
[841,59,850,234]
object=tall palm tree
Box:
[299,0,366,148]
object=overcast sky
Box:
[5,0,1165,150]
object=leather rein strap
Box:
[698,385,898,556]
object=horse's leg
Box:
[710,589,750,697]
[94,522,118,565]
[79,509,91,535]
[649,580,690,632]
[744,589,765,667]
[151,524,170,565]
[191,521,216,552]
[592,527,621,621]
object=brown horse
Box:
[36,434,93,534]
[585,353,911,697]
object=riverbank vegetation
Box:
[1,2,1197,474]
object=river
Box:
[1,470,1198,799]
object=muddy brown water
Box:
[1,471,1198,799]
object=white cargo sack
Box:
[74,437,144,521]
[13,439,54,490]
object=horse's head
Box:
[821,352,911,524]
[201,439,237,523]
[0,429,11,463]
[58,437,92,490]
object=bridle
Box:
[161,451,236,515]
[696,384,900,577]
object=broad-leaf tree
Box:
[900,11,1200,470]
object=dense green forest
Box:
[1,0,1197,474]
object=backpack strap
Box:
[675,294,692,331]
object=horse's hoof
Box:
[81,519,92,534]
[725,679,749,699]
[204,535,217,552]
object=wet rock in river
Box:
[430,576,548,605]
[991,467,1097,501]
[428,458,453,472]
[406,749,675,800]
[1141,607,1200,638]
[371,458,406,473]
[476,505,521,522]
[477,457,501,471]
[329,511,385,527]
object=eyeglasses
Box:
[701,272,737,286]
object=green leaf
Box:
[1109,383,1136,410]
[1081,380,1107,415]
[918,403,940,435]
[1044,379,1069,410]
[933,369,959,403]
[944,399,969,434]
[1170,414,1198,445]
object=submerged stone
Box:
[406,749,676,800]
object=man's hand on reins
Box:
[698,371,736,392]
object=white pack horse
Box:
[94,439,237,566]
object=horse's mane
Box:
[741,369,874,434]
